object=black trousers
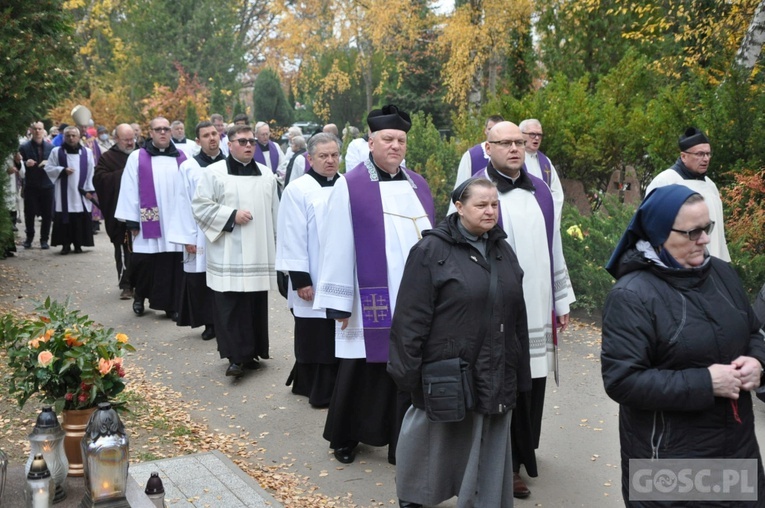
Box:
[23,187,54,242]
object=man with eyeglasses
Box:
[452,114,504,188]
[191,124,279,379]
[44,126,96,255]
[94,123,137,300]
[17,121,54,249]
[481,121,576,499]
[519,119,564,226]
[646,127,730,261]
[276,133,342,407]
[314,104,435,467]
[165,121,224,341]
[115,117,187,319]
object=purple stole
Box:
[254,141,280,173]
[137,148,187,239]
[303,155,312,174]
[536,150,552,187]
[469,143,488,176]
[57,147,89,224]
[346,160,435,363]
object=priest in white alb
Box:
[313,105,435,465]
[115,117,186,319]
[192,124,279,379]
[45,126,96,255]
[276,132,342,407]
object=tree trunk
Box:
[735,0,765,71]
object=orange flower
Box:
[44,329,54,341]
[98,358,113,376]
[65,333,83,347]
[38,351,54,367]
[115,333,129,344]
[28,338,41,349]
[40,316,50,323]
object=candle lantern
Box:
[25,454,54,508]
[144,472,166,508]
[27,406,68,503]
[79,403,129,508]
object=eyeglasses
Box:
[488,139,526,148]
[152,127,171,133]
[523,132,544,139]
[233,138,258,146]
[671,221,715,241]
[683,151,712,159]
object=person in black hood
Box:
[388,177,530,508]
[602,184,765,507]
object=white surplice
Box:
[192,160,279,292]
[45,147,95,213]
[167,158,207,273]
[276,173,340,319]
[114,150,183,254]
[453,143,488,189]
[524,151,564,228]
[313,176,432,359]
[496,186,575,378]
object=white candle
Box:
[33,487,49,508]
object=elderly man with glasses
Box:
[191,124,279,379]
[519,118,565,226]
[479,121,576,499]
[646,127,730,261]
[115,117,187,318]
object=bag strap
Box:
[468,248,499,367]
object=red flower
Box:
[80,382,90,391]
[78,393,88,403]
[65,393,74,401]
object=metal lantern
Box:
[27,406,68,503]
[25,454,54,508]
[79,403,129,508]
[144,472,166,508]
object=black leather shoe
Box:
[333,446,356,464]
[73,246,83,254]
[60,245,71,255]
[132,299,145,316]
[201,325,216,341]
[40,242,49,250]
[165,310,178,322]
[226,363,245,378]
[243,359,260,370]
[23,240,32,249]
[399,501,423,508]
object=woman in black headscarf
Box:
[602,184,765,507]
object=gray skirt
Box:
[395,406,514,507]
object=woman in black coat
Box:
[388,178,530,508]
[602,184,765,507]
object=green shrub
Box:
[561,197,636,314]
[728,241,765,304]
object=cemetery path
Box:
[8,232,757,507]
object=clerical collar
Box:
[63,143,80,154]
[227,155,261,176]
[369,154,404,181]
[671,157,706,181]
[173,137,187,144]
[144,140,181,158]
[486,162,534,193]
[308,169,339,187]
[257,141,270,151]
[527,151,538,158]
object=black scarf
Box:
[486,162,534,193]
[144,140,181,158]
[670,157,706,181]
[194,150,225,168]
[226,155,262,176]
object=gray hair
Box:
[171,120,184,128]
[63,125,80,135]
[307,133,340,155]
[291,135,306,150]
[254,121,268,132]
[288,126,302,137]
[518,119,542,133]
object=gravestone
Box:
[561,179,591,216]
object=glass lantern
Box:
[25,454,54,508]
[80,403,130,508]
[26,406,68,503]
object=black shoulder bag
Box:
[421,250,498,423]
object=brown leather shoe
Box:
[513,472,530,498]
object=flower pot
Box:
[61,407,96,477]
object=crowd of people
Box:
[6,104,765,507]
